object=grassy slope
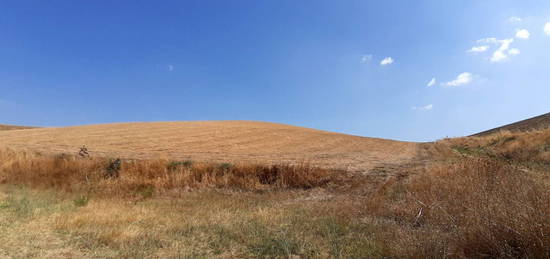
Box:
[473,112,550,136]
[0,121,416,172]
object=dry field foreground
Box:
[1,121,549,258]
[0,129,549,258]
[0,121,417,172]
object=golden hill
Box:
[0,121,416,172]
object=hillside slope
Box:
[473,112,550,136]
[0,121,416,172]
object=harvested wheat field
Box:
[0,121,416,172]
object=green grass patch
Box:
[73,195,89,207]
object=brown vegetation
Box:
[0,149,338,197]
[368,157,550,258]
[443,129,550,174]
[1,125,549,258]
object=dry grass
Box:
[0,121,417,172]
[0,186,386,258]
[360,129,550,258]
[368,157,550,258]
[473,112,550,136]
[0,148,338,197]
[1,128,549,258]
[441,129,550,174]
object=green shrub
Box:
[73,195,89,207]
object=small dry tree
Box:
[78,145,90,158]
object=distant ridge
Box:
[473,112,550,136]
[0,124,36,131]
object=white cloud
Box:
[476,37,520,62]
[490,38,514,63]
[508,48,520,56]
[167,65,174,71]
[509,16,522,23]
[545,22,550,35]
[467,45,490,53]
[412,104,433,111]
[443,72,473,87]
[380,57,394,66]
[361,54,373,64]
[427,78,436,87]
[515,29,530,39]
[477,37,499,44]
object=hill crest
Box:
[473,112,550,136]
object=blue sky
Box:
[1,0,549,141]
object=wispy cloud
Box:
[545,22,550,35]
[443,72,473,87]
[467,45,489,53]
[509,16,522,23]
[477,38,499,44]
[361,54,373,64]
[490,38,514,63]
[475,35,521,63]
[515,29,530,39]
[427,78,436,87]
[380,57,394,66]
[508,48,520,56]
[412,104,433,111]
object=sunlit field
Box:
[1,128,549,258]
